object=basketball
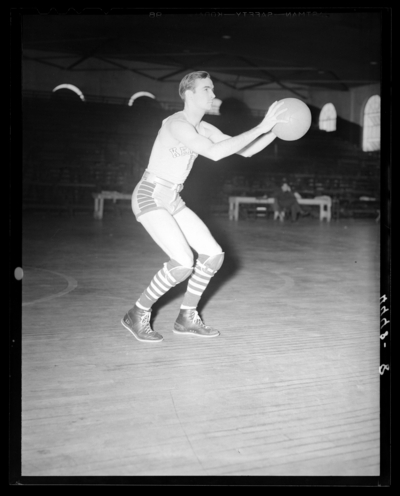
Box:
[273,98,312,141]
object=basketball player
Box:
[122,71,287,342]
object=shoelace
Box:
[139,311,154,334]
[191,310,209,329]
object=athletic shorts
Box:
[131,171,186,221]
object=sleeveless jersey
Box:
[146,116,199,184]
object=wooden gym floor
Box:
[19,209,381,477]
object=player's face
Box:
[191,77,215,110]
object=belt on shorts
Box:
[142,170,183,192]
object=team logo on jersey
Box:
[169,146,193,158]
[169,146,198,171]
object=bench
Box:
[228,196,332,222]
[92,191,333,222]
[336,196,380,220]
[92,191,132,219]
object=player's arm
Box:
[169,119,264,162]
[236,132,278,157]
[168,101,287,162]
[201,121,278,158]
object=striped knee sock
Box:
[180,254,221,310]
[136,259,192,310]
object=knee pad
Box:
[198,252,225,275]
[164,259,193,285]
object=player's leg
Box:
[290,201,302,222]
[273,199,280,220]
[122,208,194,343]
[138,208,194,268]
[172,207,224,337]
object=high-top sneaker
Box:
[121,306,163,343]
[173,309,220,338]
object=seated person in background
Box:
[273,181,307,222]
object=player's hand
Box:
[259,101,288,133]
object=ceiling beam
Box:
[156,68,189,81]
[56,65,315,72]
[94,56,161,81]
[156,52,230,81]
[324,70,349,91]
[22,54,67,70]
[238,81,272,91]
[194,66,319,72]
[66,38,116,71]
[233,54,308,99]
[105,52,223,57]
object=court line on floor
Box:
[169,390,208,475]
[22,266,78,306]
[264,272,296,295]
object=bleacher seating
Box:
[23,95,159,214]
[22,92,380,219]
